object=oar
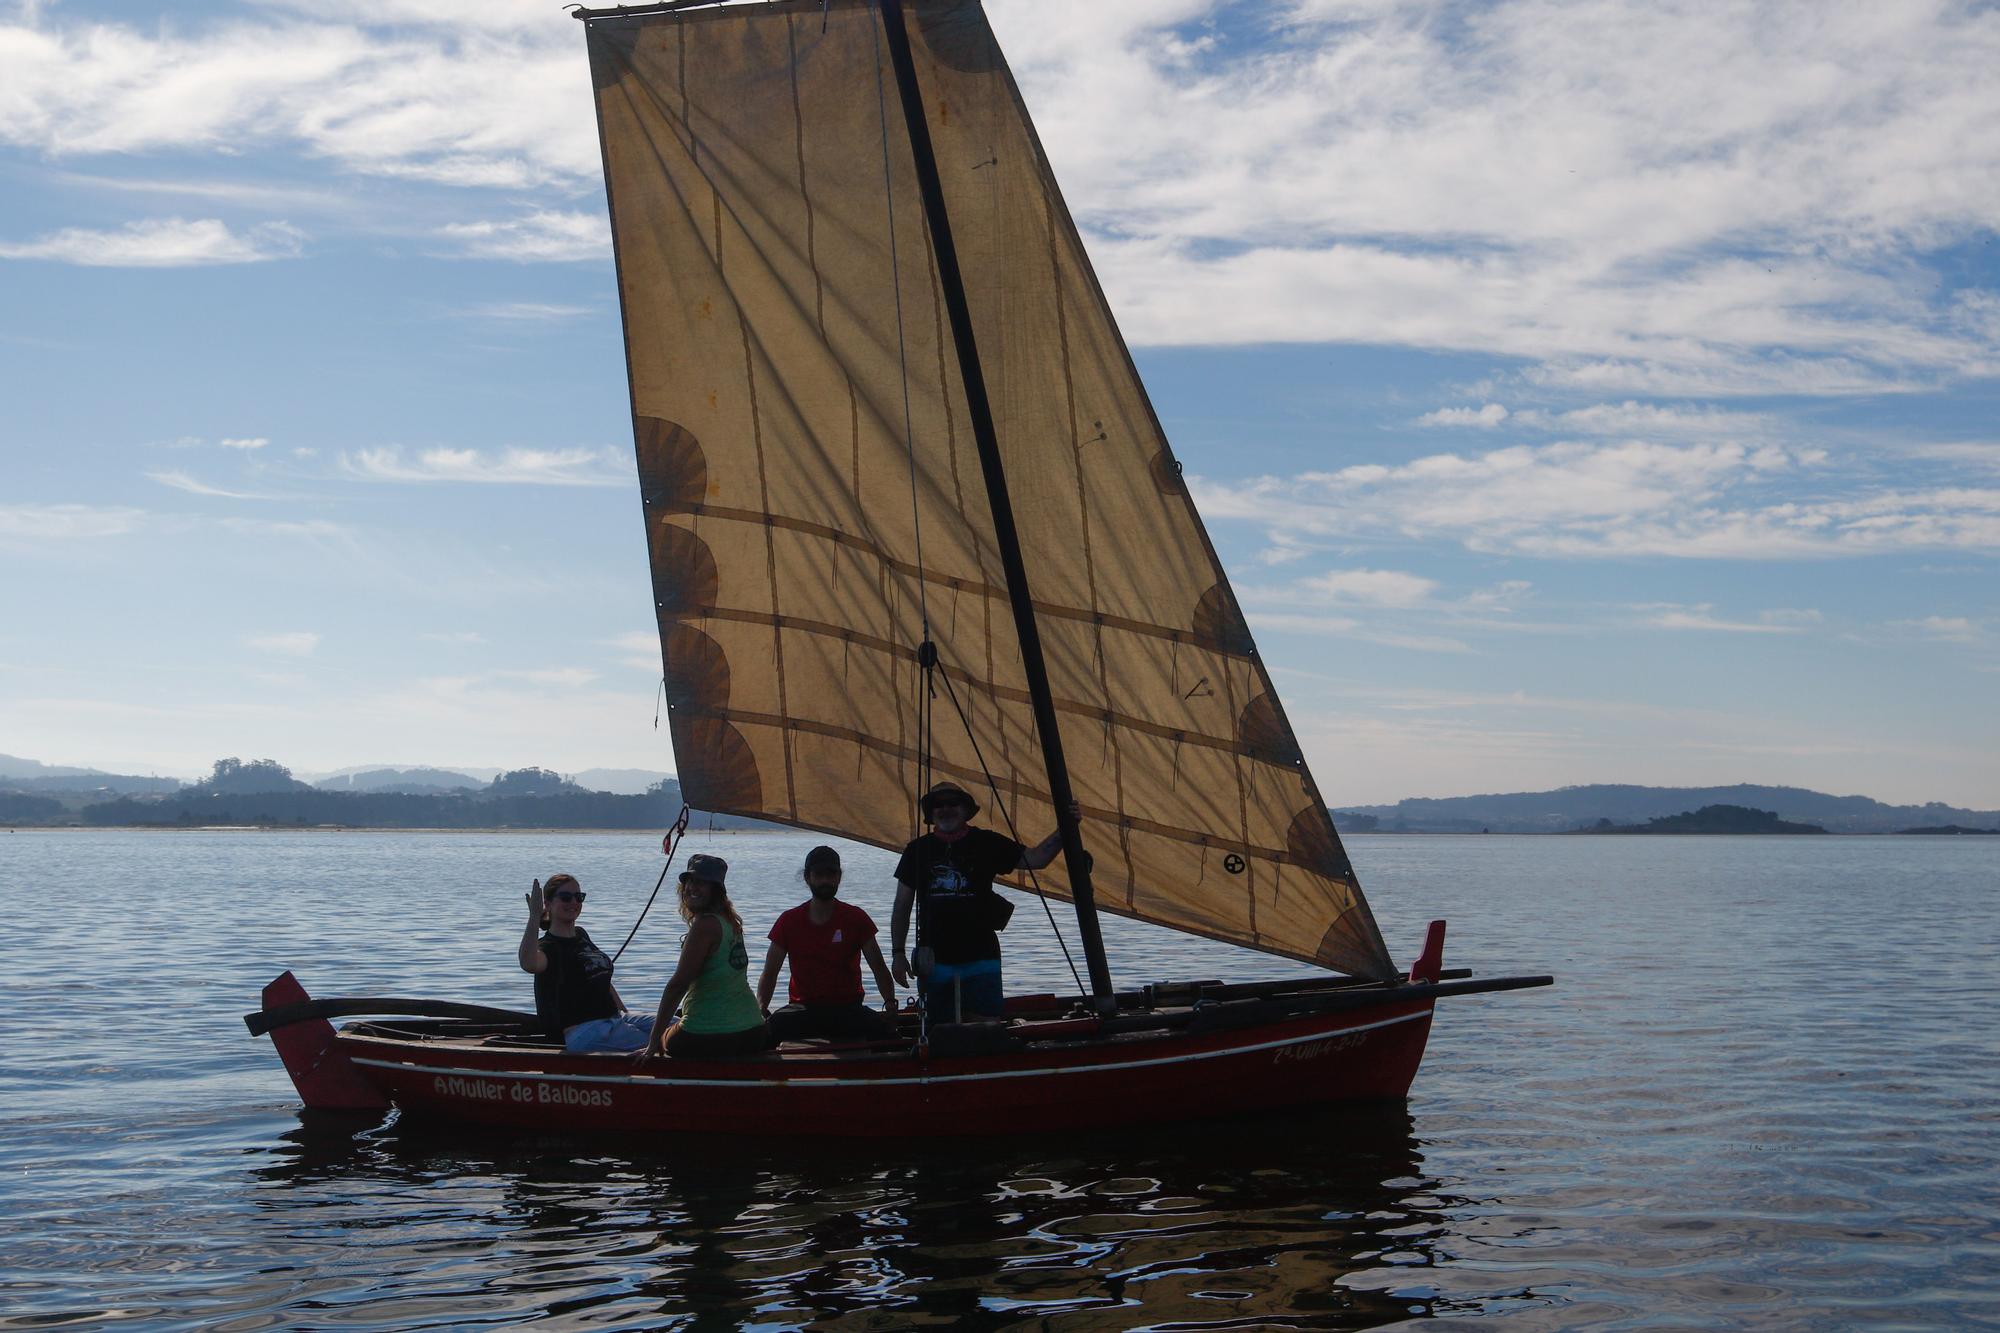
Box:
[245,997,537,1038]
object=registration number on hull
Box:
[1272,1032,1369,1065]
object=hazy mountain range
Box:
[5,755,1993,833]
[1332,784,2000,834]
[1,755,675,798]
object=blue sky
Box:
[1,0,1995,807]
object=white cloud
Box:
[455,301,591,322]
[1419,404,1509,428]
[1302,567,1438,607]
[1640,604,1805,634]
[247,631,321,657]
[341,445,625,486]
[51,170,354,212]
[437,211,609,263]
[1910,443,2000,472]
[219,436,268,450]
[0,16,596,187]
[1511,402,1779,438]
[1897,615,1980,643]
[604,631,660,671]
[1,4,1994,385]
[1196,442,2000,559]
[0,502,145,538]
[0,217,303,266]
[1463,579,1534,610]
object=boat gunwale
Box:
[337,1003,1439,1088]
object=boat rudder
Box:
[259,971,390,1111]
[1408,920,1446,984]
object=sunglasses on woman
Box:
[552,890,585,903]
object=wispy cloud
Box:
[1909,443,2000,472]
[51,170,354,212]
[1300,568,1438,607]
[2,4,1993,386]
[246,631,320,657]
[1423,400,1779,438]
[603,631,660,671]
[219,517,350,541]
[1196,442,2000,559]
[1893,615,1981,643]
[454,301,592,322]
[219,436,268,451]
[0,218,303,266]
[342,445,624,486]
[0,502,145,538]
[1246,611,1472,655]
[437,211,609,263]
[1639,604,1811,634]
[499,667,599,687]
[147,469,277,500]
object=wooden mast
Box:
[877,0,1115,1006]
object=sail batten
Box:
[588,0,1396,977]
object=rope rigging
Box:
[611,803,692,965]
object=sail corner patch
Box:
[636,418,707,513]
[672,716,763,813]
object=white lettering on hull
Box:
[430,1074,613,1108]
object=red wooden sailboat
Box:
[250,0,1549,1134]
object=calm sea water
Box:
[1,828,1995,1330]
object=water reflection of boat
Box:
[251,1106,1503,1326]
[248,0,1548,1134]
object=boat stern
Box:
[253,972,390,1112]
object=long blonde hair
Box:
[677,877,743,933]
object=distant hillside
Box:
[1335,783,2000,834]
[4,772,184,796]
[316,767,485,794]
[303,763,503,786]
[572,768,675,796]
[1580,804,1828,835]
[0,753,104,780]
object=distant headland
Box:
[0,756,771,831]
[1572,804,1829,835]
[3,757,1996,835]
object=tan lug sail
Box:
[588,0,1394,978]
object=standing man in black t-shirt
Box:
[891,781,1077,1021]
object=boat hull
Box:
[337,1001,1435,1137]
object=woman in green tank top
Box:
[639,853,772,1061]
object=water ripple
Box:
[2,830,1997,1329]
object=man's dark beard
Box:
[809,882,839,901]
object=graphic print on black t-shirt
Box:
[533,927,621,1040]
[893,827,1025,965]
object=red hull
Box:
[334,1001,1435,1137]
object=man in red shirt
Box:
[757,845,900,1042]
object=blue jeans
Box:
[564,1012,654,1053]
[923,959,1003,1020]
